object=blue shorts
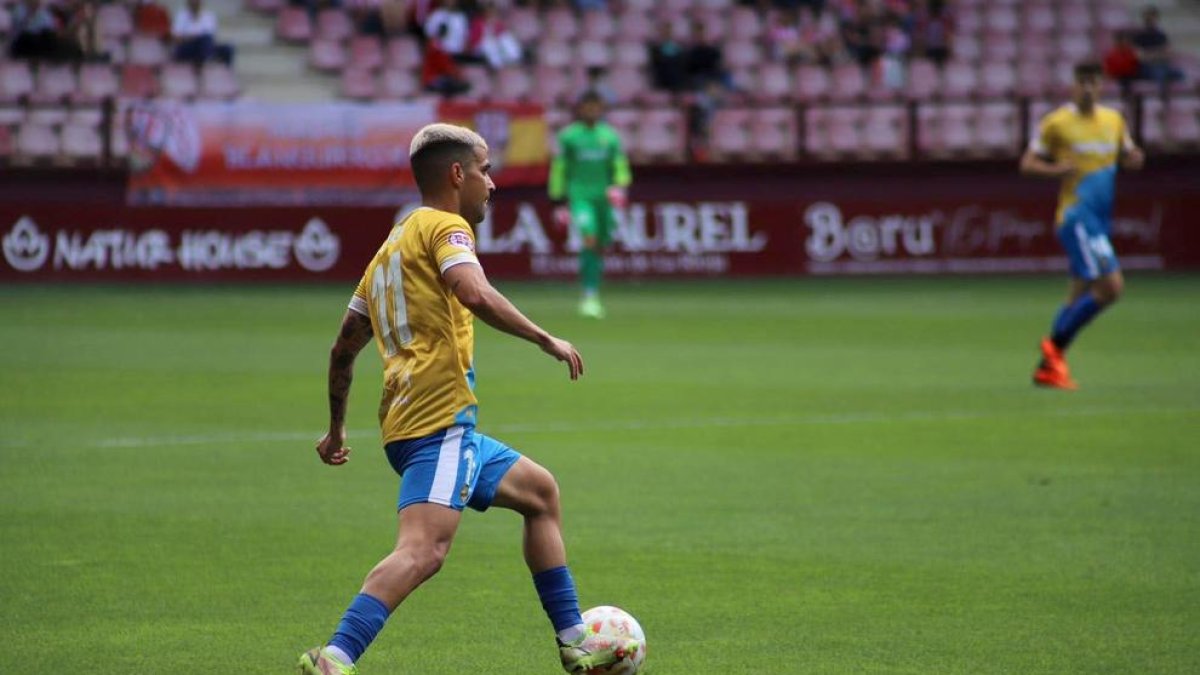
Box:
[1058,206,1120,281]
[385,426,521,512]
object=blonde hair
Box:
[409,123,487,159]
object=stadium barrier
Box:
[2,157,1198,281]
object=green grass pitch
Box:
[1,275,1198,674]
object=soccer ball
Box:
[580,605,647,674]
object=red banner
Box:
[1,193,1195,282]
[123,100,548,207]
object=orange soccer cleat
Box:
[1033,337,1078,390]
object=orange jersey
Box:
[349,207,481,442]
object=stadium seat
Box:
[614,10,653,43]
[576,40,613,69]
[349,36,385,71]
[1016,60,1052,97]
[537,41,573,69]
[1022,4,1056,34]
[458,66,493,102]
[387,38,422,69]
[96,3,133,40]
[61,122,103,161]
[980,62,1016,98]
[723,40,761,71]
[66,107,104,128]
[159,63,199,100]
[907,59,940,99]
[494,66,532,103]
[956,9,983,34]
[750,107,798,160]
[607,66,647,106]
[276,7,313,43]
[1059,4,1094,33]
[309,38,348,73]
[604,108,639,150]
[544,8,579,42]
[0,62,35,103]
[340,67,377,101]
[200,63,241,100]
[27,106,69,128]
[984,6,1018,33]
[953,33,982,62]
[75,64,120,103]
[0,7,11,36]
[530,66,572,107]
[127,35,168,66]
[830,64,867,102]
[794,64,831,102]
[729,8,763,41]
[15,122,60,162]
[693,9,728,43]
[316,9,354,42]
[940,61,977,99]
[976,101,1019,155]
[31,65,76,104]
[580,11,615,41]
[753,63,792,104]
[248,0,285,12]
[120,64,160,98]
[508,8,541,44]
[709,108,752,161]
[862,105,907,158]
[1098,6,1132,32]
[1058,33,1094,62]
[981,32,1018,62]
[612,39,649,68]
[635,108,686,162]
[378,69,420,100]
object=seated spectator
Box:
[8,0,78,61]
[769,8,814,65]
[1104,30,1140,99]
[880,14,910,89]
[686,22,731,91]
[841,0,884,68]
[423,24,471,96]
[1131,5,1184,98]
[648,22,687,92]
[425,0,476,62]
[135,0,174,38]
[470,2,522,69]
[57,0,100,60]
[806,4,845,65]
[912,0,951,67]
[172,0,235,66]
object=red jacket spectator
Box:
[1104,33,1140,80]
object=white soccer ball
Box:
[580,605,647,674]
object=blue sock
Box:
[532,566,583,634]
[1051,294,1104,351]
[328,593,391,663]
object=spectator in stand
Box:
[912,0,951,67]
[425,0,477,62]
[423,24,471,96]
[686,22,731,91]
[172,0,235,66]
[583,65,616,106]
[1131,5,1184,99]
[56,0,100,60]
[572,0,606,11]
[806,4,845,65]
[1104,30,1140,99]
[135,0,174,38]
[648,21,687,92]
[469,1,522,69]
[841,0,884,68]
[8,0,76,60]
[879,14,910,89]
[768,8,814,65]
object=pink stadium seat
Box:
[658,0,692,14]
[622,0,656,12]
[955,10,983,35]
[530,66,572,107]
[612,39,648,68]
[200,63,241,100]
[67,107,104,127]
[1017,33,1056,63]
[940,61,977,99]
[127,35,168,66]
[709,108,752,160]
[0,7,11,35]
[1022,5,1056,34]
[1058,33,1094,62]
[862,106,906,158]
[537,41,573,69]
[754,63,792,104]
[340,67,377,100]
[794,65,830,102]
[1016,60,1052,97]
[61,122,103,160]
[976,102,1018,155]
[907,59,940,99]
[0,107,26,127]
[349,36,384,71]
[1059,5,1093,33]
[635,108,686,162]
[387,38,421,69]
[248,0,285,12]
[724,40,761,70]
[1098,6,1132,32]
[75,64,120,103]
[494,66,532,102]
[27,107,69,127]
[309,38,348,73]
[576,40,612,69]
[276,7,313,43]
[729,8,763,41]
[379,69,419,100]
[984,6,1018,33]
[544,9,579,41]
[31,65,77,104]
[607,66,646,106]
[580,11,615,41]
[159,63,199,99]
[604,108,639,141]
[953,33,982,62]
[751,107,797,159]
[981,32,1018,62]
[96,4,133,40]
[614,11,653,43]
[508,8,541,44]
[15,122,60,161]
[457,66,492,102]
[830,64,866,102]
[120,64,160,98]
[692,10,728,43]
[316,9,354,42]
[0,62,34,103]
[980,62,1016,97]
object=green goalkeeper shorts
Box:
[569,198,616,245]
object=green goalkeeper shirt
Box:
[548,121,632,202]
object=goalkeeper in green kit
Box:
[549,90,632,319]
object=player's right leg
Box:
[490,454,639,672]
[571,200,605,318]
[298,430,469,673]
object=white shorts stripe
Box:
[428,426,464,505]
[1073,222,1099,278]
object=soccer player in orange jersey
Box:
[297,124,638,674]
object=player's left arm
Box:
[1119,123,1144,171]
[316,308,374,466]
[607,128,632,207]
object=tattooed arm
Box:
[315,309,374,466]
